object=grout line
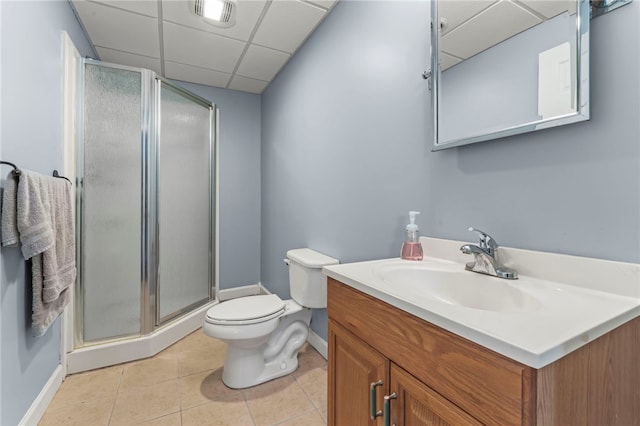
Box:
[242,389,258,426]
[294,373,321,411]
[106,367,125,425]
[46,330,327,425]
[225,0,274,88]
[268,406,318,426]
[176,353,185,415]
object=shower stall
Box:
[71,60,216,365]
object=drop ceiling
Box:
[438,0,575,70]
[71,0,337,94]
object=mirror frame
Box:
[431,0,591,151]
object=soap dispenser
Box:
[401,211,423,261]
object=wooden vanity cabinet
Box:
[327,277,640,426]
[329,320,480,426]
[389,362,482,426]
[329,321,388,426]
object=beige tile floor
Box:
[39,329,327,426]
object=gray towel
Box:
[32,255,72,337]
[40,174,76,304]
[1,172,19,246]
[1,170,76,337]
[13,171,56,259]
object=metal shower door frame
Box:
[153,76,216,327]
[75,59,216,347]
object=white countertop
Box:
[323,238,640,368]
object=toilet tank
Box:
[286,248,339,308]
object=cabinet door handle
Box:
[369,380,384,420]
[383,392,397,426]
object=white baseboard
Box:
[67,301,216,374]
[19,365,65,426]
[307,329,328,360]
[258,282,271,294]
[218,283,262,301]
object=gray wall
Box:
[0,4,261,421]
[261,1,640,340]
[172,81,262,291]
[1,0,638,421]
[0,1,93,425]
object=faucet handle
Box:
[468,227,498,255]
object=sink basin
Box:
[373,261,542,313]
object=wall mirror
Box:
[431,0,591,150]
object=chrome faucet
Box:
[460,227,518,279]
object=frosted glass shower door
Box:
[157,81,213,322]
[82,64,142,341]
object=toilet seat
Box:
[206,294,285,325]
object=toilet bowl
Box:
[203,248,338,389]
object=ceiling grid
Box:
[71,0,337,94]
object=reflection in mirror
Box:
[431,0,590,150]
[591,0,632,18]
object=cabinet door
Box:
[329,278,533,425]
[389,364,482,426]
[329,320,389,426]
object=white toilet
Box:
[203,248,339,389]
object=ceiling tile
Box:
[303,0,337,10]
[164,61,232,87]
[252,0,327,53]
[91,0,158,17]
[72,0,337,92]
[161,0,267,41]
[236,44,290,81]
[516,0,575,18]
[439,51,462,71]
[163,22,246,73]
[228,75,269,94]
[72,1,160,57]
[95,47,163,74]
[438,1,497,34]
[440,0,542,60]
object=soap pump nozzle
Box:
[407,211,420,232]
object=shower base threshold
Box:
[67,301,216,374]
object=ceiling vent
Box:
[193,0,237,28]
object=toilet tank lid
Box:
[287,248,339,268]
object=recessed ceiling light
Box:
[193,0,237,28]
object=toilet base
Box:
[222,343,302,389]
[221,306,312,389]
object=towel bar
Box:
[0,160,19,174]
[1,160,71,184]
